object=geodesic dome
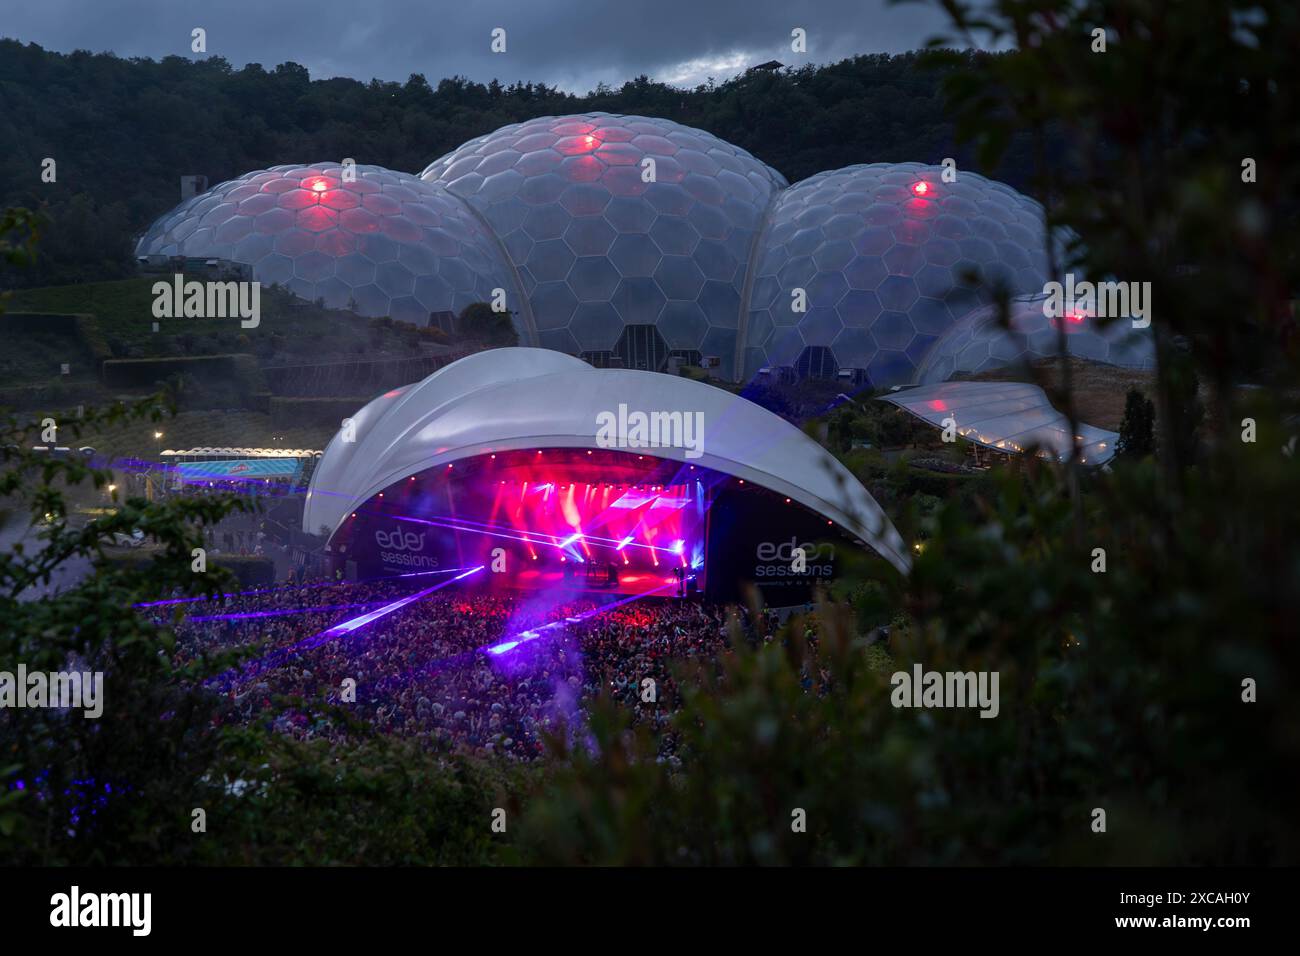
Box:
[134,163,522,333]
[419,113,788,378]
[135,123,1072,389]
[738,163,1055,387]
[915,294,1157,385]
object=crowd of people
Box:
[164,578,758,762]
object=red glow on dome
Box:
[306,177,331,194]
[911,181,931,196]
[555,132,603,156]
[1052,309,1091,331]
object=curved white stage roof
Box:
[303,347,910,573]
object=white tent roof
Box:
[303,347,910,573]
[880,380,1119,465]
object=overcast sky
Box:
[2,0,954,91]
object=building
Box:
[136,164,523,336]
[418,113,788,380]
[136,114,1072,389]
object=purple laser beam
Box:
[316,565,485,640]
[482,581,676,656]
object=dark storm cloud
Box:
[2,0,951,90]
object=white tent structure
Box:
[303,347,910,573]
[880,380,1119,465]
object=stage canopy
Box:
[880,380,1119,465]
[303,347,910,573]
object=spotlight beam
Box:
[390,510,684,555]
[317,565,485,640]
[189,601,389,623]
[482,581,676,657]
[134,564,472,609]
[209,565,489,687]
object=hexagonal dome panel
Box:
[421,113,788,379]
[739,163,1057,387]
[138,142,1068,389]
[914,294,1157,385]
[135,163,524,336]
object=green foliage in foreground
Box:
[0,397,246,857]
[195,729,528,867]
[517,452,1299,865]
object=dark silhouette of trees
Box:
[1116,388,1156,459]
[0,40,1045,288]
